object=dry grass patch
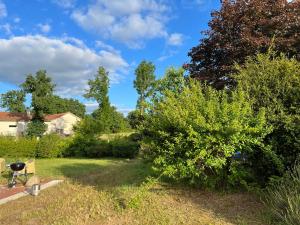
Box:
[0,158,267,225]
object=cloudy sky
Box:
[0,0,220,114]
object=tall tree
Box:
[84,67,110,112]
[187,0,300,89]
[84,66,111,133]
[22,70,55,136]
[0,90,26,113]
[134,60,156,115]
[84,67,130,133]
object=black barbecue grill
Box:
[7,162,28,188]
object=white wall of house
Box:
[45,113,80,136]
[0,121,27,136]
[0,112,80,136]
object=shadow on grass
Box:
[57,159,154,189]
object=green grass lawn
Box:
[0,158,268,225]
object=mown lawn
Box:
[0,158,268,225]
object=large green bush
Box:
[65,133,139,159]
[141,81,271,188]
[110,135,139,159]
[264,162,300,225]
[0,135,71,158]
[0,136,37,158]
[36,134,71,158]
[235,51,300,176]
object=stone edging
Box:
[0,180,64,205]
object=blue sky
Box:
[0,0,220,114]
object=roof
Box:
[44,113,67,121]
[0,112,71,122]
[0,112,31,122]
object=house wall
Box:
[45,113,80,135]
[0,121,27,136]
[0,113,80,136]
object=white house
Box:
[0,112,81,136]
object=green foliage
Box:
[44,95,86,118]
[83,66,129,134]
[36,134,71,158]
[110,135,139,159]
[107,106,131,133]
[152,67,187,102]
[76,109,130,137]
[127,110,144,129]
[235,51,300,174]
[0,135,73,158]
[74,116,101,136]
[264,162,300,225]
[22,70,55,120]
[84,66,110,111]
[0,136,38,158]
[0,90,26,113]
[26,119,48,137]
[141,81,271,188]
[66,133,139,159]
[134,61,156,115]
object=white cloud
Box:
[0,35,129,96]
[95,40,118,53]
[38,23,51,33]
[14,17,21,23]
[0,0,7,18]
[71,0,169,48]
[0,23,12,35]
[167,33,184,46]
[52,0,76,8]
[158,50,178,62]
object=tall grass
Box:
[264,162,300,225]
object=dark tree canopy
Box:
[46,95,86,118]
[0,90,26,113]
[187,0,300,89]
[22,70,55,120]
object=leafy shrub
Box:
[111,136,139,159]
[26,119,47,137]
[65,133,140,159]
[264,162,300,225]
[0,136,37,158]
[36,134,70,158]
[235,51,300,176]
[63,134,100,157]
[141,81,271,188]
[127,110,144,129]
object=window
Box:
[9,125,17,128]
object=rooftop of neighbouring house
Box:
[0,112,69,122]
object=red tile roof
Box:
[44,113,67,121]
[0,112,67,122]
[0,112,31,122]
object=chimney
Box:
[26,108,31,119]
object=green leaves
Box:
[22,70,55,121]
[84,66,110,110]
[134,61,156,115]
[235,50,300,175]
[0,90,26,113]
[142,81,270,187]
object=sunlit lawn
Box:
[0,158,268,225]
